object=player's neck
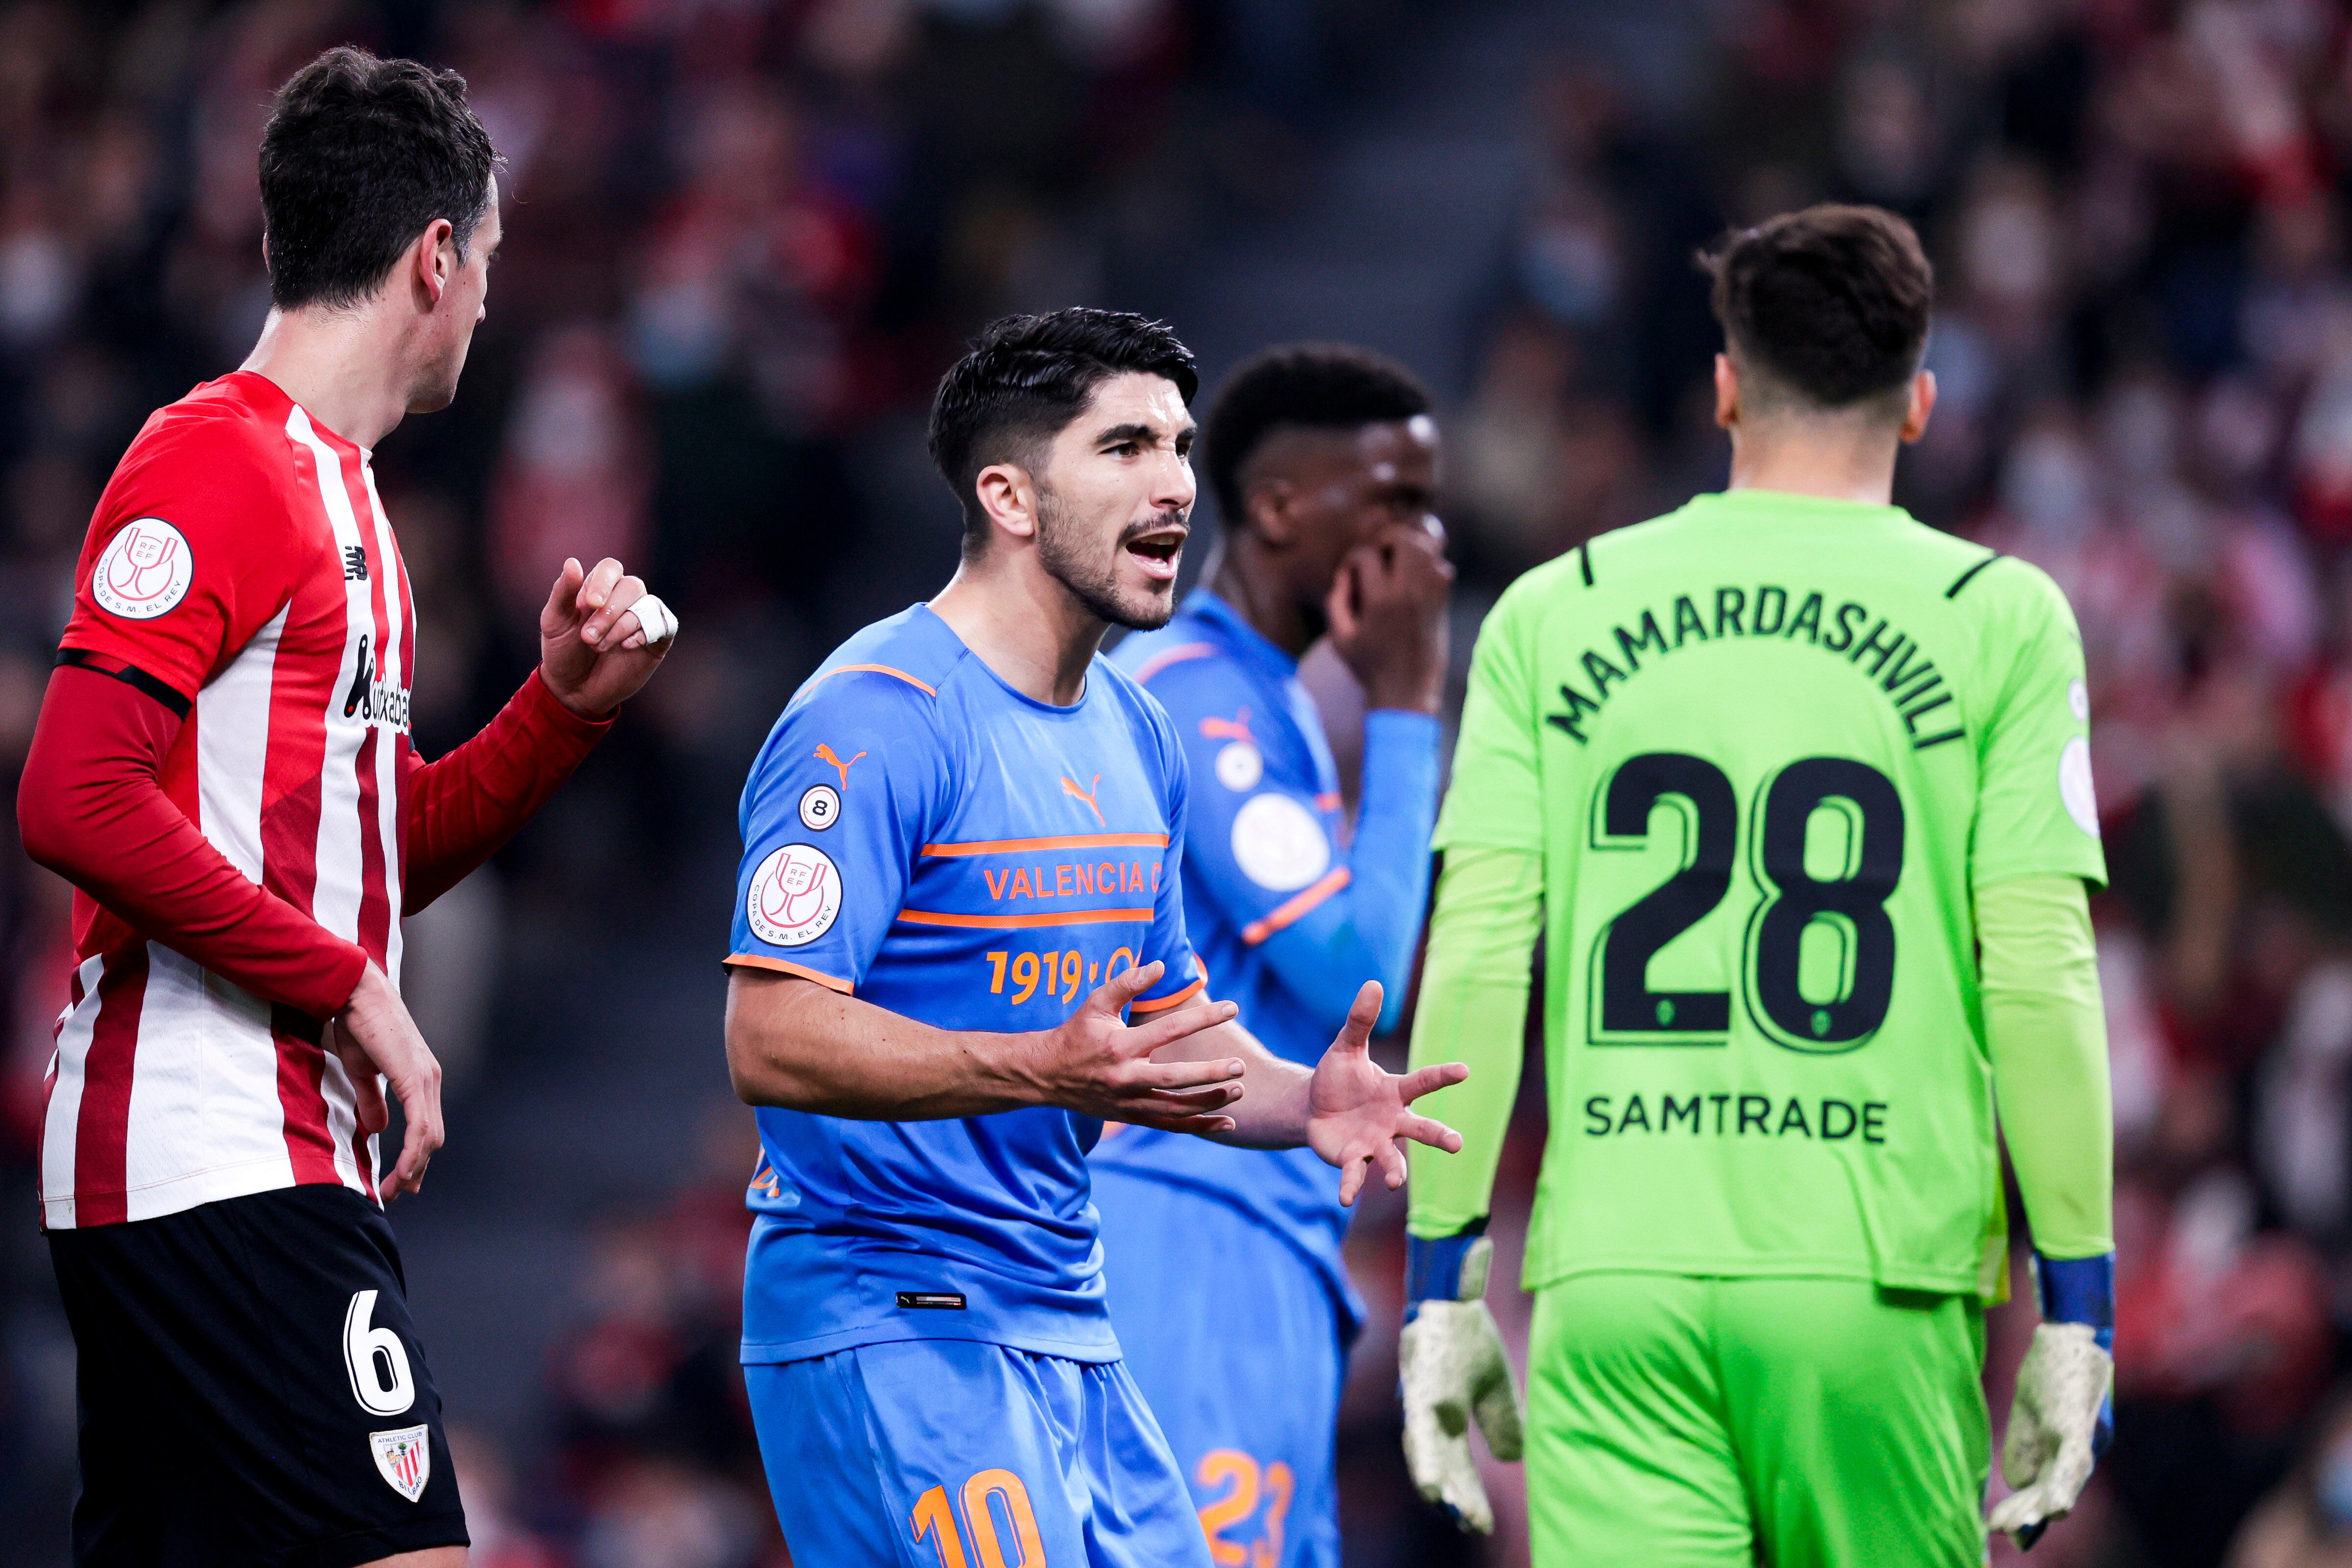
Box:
[931,557,1107,707]
[1207,541,1314,661]
[241,305,415,450]
[1725,423,1901,507]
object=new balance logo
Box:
[342,545,368,582]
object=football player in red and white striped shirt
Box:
[16,48,674,1568]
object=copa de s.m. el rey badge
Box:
[92,517,194,620]
[370,1423,431,1502]
[747,844,844,946]
[1230,792,1331,891]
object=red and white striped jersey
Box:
[43,371,417,1229]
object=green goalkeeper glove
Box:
[1988,1255,2116,1549]
[1400,1231,1525,1532]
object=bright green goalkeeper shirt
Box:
[1424,488,2107,1297]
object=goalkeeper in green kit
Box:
[1399,204,2115,1565]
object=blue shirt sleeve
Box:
[1130,696,1205,1014]
[728,673,949,993]
[1163,673,1441,1032]
[1318,709,1443,1023]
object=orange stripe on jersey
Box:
[1128,643,1216,684]
[725,954,854,993]
[1129,976,1207,1013]
[920,832,1169,857]
[897,907,1154,930]
[797,663,938,701]
[1241,868,1353,945]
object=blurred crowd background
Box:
[2,0,2352,1564]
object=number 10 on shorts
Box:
[912,1468,1046,1568]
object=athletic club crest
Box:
[370,1424,431,1503]
[746,843,842,947]
[92,518,194,620]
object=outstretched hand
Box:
[539,556,677,719]
[1308,981,1467,1204]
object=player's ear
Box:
[1899,369,1937,445]
[1713,353,1740,430]
[411,218,456,309]
[973,461,1040,545]
[1243,478,1298,547]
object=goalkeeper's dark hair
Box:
[260,46,499,310]
[1700,203,1933,416]
[927,309,1199,555]
[1202,343,1432,527]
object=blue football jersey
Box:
[728,604,1203,1364]
[1093,592,1440,1318]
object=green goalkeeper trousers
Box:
[1526,1273,1988,1567]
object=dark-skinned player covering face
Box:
[1093,343,1457,1568]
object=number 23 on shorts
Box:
[912,1469,1046,1568]
[1195,1449,1294,1568]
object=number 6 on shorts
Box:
[343,1288,416,1417]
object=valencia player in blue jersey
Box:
[721,310,1470,1568]
[1095,345,1453,1567]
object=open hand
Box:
[1024,962,1250,1133]
[539,556,677,719]
[1307,981,1467,1203]
[329,963,444,1202]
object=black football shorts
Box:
[46,1183,468,1567]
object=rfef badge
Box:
[92,518,194,620]
[748,844,843,946]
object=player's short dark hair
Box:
[1202,344,1432,526]
[927,308,1199,554]
[1700,204,1934,413]
[259,46,498,311]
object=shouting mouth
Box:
[1123,522,1188,582]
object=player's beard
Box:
[405,310,480,414]
[1036,486,1184,632]
[406,338,465,413]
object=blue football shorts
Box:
[1092,1167,1350,1568]
[747,1335,1214,1568]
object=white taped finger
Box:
[627,593,678,645]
